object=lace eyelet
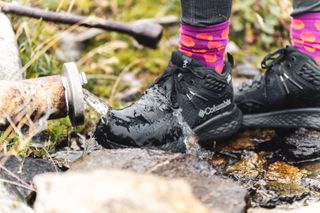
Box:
[291,56,296,62]
[189,80,194,84]
[287,63,292,68]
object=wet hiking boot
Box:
[235,46,320,129]
[94,51,242,151]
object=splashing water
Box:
[83,89,110,116]
[86,86,211,157]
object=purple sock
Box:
[291,13,320,64]
[179,20,230,74]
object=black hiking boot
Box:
[94,51,242,152]
[235,46,320,129]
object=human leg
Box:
[235,0,320,129]
[291,0,320,64]
[179,0,232,73]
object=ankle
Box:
[291,12,320,64]
[179,20,230,74]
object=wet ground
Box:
[212,128,320,209]
[45,127,320,211]
[3,125,320,212]
[83,89,320,210]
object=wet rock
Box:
[50,151,84,169]
[266,181,309,204]
[227,152,266,179]
[282,128,320,161]
[302,162,320,177]
[71,149,247,213]
[300,162,320,192]
[1,156,59,198]
[266,162,306,185]
[248,202,320,213]
[0,13,23,80]
[0,172,34,213]
[249,162,310,208]
[34,169,210,213]
[221,133,256,153]
[216,129,320,209]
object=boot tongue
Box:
[171,50,203,68]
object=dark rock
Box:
[1,156,59,199]
[0,171,34,213]
[283,128,320,161]
[248,202,320,213]
[71,149,247,213]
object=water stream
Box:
[83,89,110,116]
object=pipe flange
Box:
[62,62,87,126]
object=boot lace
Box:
[239,47,303,94]
[153,65,200,108]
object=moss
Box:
[267,181,309,197]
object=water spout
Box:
[0,62,87,130]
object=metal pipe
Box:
[0,63,87,130]
[0,2,163,49]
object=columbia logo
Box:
[198,99,231,118]
[183,59,189,68]
[227,75,232,84]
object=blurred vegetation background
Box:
[2,0,293,155]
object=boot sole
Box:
[193,106,243,142]
[243,108,320,129]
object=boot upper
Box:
[235,46,320,114]
[94,51,236,151]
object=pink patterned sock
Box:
[179,20,230,74]
[291,13,320,64]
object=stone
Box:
[1,156,59,199]
[0,172,34,213]
[33,169,210,213]
[71,149,247,213]
[0,13,23,80]
[266,162,306,185]
[227,152,266,179]
[247,202,320,213]
[282,128,320,161]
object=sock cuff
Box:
[293,12,320,20]
[180,20,230,33]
